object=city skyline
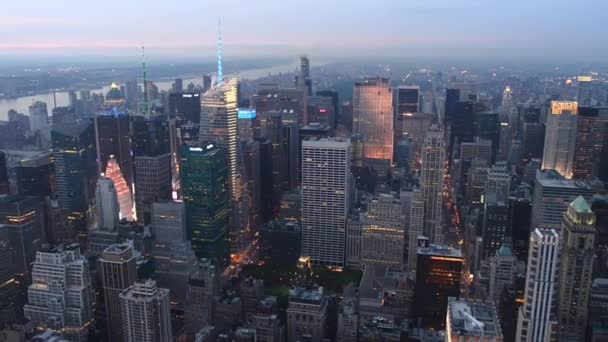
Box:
[1,0,607,62]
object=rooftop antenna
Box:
[217,17,223,87]
[141,45,150,115]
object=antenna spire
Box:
[141,45,150,115]
[217,17,223,86]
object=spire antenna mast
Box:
[217,17,223,86]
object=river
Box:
[0,62,298,119]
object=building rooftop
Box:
[447,297,502,338]
[570,196,593,213]
[289,286,325,304]
[536,170,592,190]
[418,244,462,258]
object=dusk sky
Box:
[2,0,606,61]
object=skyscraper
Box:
[168,92,201,123]
[394,86,420,147]
[52,121,97,231]
[180,144,229,261]
[360,193,406,268]
[489,246,515,303]
[420,125,446,244]
[558,196,596,340]
[105,156,133,221]
[24,245,94,341]
[301,137,351,266]
[28,101,51,149]
[120,280,172,342]
[572,106,608,179]
[531,169,594,230]
[98,244,137,342]
[577,76,593,106]
[481,193,509,259]
[95,177,119,231]
[516,228,559,342]
[151,201,186,244]
[542,101,578,179]
[353,78,393,166]
[0,195,45,282]
[407,189,424,271]
[414,245,463,329]
[94,113,133,187]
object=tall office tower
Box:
[120,280,172,342]
[95,177,119,231]
[105,156,133,221]
[298,55,312,95]
[475,111,500,161]
[542,101,578,179]
[394,86,420,146]
[353,78,394,166]
[557,197,596,340]
[464,158,490,207]
[497,121,512,161]
[577,76,593,106]
[572,107,608,179]
[200,77,246,248]
[345,215,363,268]
[172,78,183,93]
[151,201,186,243]
[94,113,133,187]
[0,224,22,327]
[301,137,351,266]
[242,140,261,231]
[341,101,353,134]
[180,145,229,261]
[202,74,212,92]
[316,90,340,128]
[0,151,8,195]
[281,118,299,190]
[516,228,560,342]
[24,245,94,341]
[448,100,475,158]
[52,121,97,231]
[29,101,51,149]
[185,259,218,339]
[446,297,503,342]
[259,112,285,212]
[399,112,434,172]
[420,125,446,244]
[489,246,515,303]
[414,245,463,329]
[0,195,45,281]
[252,87,307,127]
[287,286,328,342]
[531,170,594,230]
[307,95,334,128]
[521,122,545,161]
[407,189,424,271]
[459,137,493,164]
[444,88,460,126]
[16,151,54,198]
[125,80,139,111]
[130,114,172,223]
[168,92,201,123]
[98,244,137,342]
[500,86,514,121]
[481,193,509,259]
[485,161,511,202]
[237,107,256,141]
[360,193,406,269]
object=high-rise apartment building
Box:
[531,170,594,230]
[98,244,137,342]
[558,197,597,340]
[301,137,351,266]
[542,101,578,179]
[515,228,560,342]
[353,78,393,165]
[95,177,119,231]
[24,245,94,341]
[120,280,172,342]
[420,125,446,244]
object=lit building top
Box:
[104,156,133,221]
[550,101,578,115]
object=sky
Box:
[1,0,607,62]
